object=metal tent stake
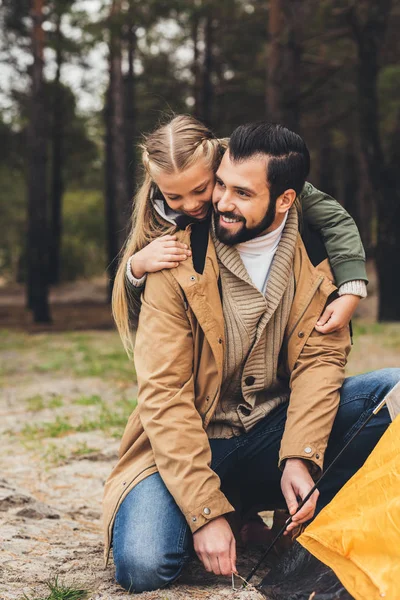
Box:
[244,397,388,586]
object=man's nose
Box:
[216,189,235,213]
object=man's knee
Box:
[114,543,184,593]
[374,367,400,396]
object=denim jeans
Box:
[112,368,399,593]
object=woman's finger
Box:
[316,305,334,326]
[157,262,180,270]
[162,240,189,250]
[315,316,341,334]
[159,234,177,241]
[163,247,191,256]
[162,253,188,262]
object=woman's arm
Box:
[125,235,191,329]
[300,182,367,333]
[300,182,367,286]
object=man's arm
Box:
[134,269,234,530]
[279,325,351,527]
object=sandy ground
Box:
[1,266,398,600]
[0,373,266,600]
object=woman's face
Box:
[154,159,214,220]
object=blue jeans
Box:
[112,368,399,593]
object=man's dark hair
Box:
[228,122,310,202]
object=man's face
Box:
[212,150,277,245]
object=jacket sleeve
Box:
[279,325,351,474]
[134,269,234,532]
[125,274,145,330]
[300,182,368,287]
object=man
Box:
[103,122,399,593]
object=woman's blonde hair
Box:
[112,114,226,357]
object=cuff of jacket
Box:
[279,443,324,475]
[126,256,147,288]
[332,259,368,288]
[338,280,367,298]
[184,490,235,533]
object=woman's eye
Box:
[167,196,179,201]
[195,187,207,194]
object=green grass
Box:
[25,395,64,411]
[43,442,100,466]
[0,330,136,384]
[73,394,103,406]
[71,441,100,457]
[22,577,88,600]
[352,321,400,348]
[48,395,64,408]
[21,417,75,440]
[26,394,46,412]
[17,397,137,441]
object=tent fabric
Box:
[299,410,400,600]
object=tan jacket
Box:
[102,228,351,564]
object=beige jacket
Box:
[102,227,351,564]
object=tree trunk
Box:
[105,0,129,300]
[125,20,136,200]
[202,12,214,127]
[27,0,51,322]
[191,10,202,120]
[348,1,400,320]
[266,0,303,132]
[317,128,336,199]
[48,13,64,285]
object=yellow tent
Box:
[299,386,400,600]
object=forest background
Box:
[0,0,400,326]
[1,2,400,599]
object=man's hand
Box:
[281,458,319,534]
[315,295,360,334]
[192,516,237,576]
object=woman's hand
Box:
[130,235,192,279]
[315,295,360,334]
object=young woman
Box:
[112,114,367,356]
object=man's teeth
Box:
[221,216,240,223]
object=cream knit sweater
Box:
[207,207,298,439]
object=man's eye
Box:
[216,179,225,188]
[237,190,249,198]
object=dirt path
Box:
[1,323,399,600]
[0,333,264,600]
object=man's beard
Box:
[214,201,276,246]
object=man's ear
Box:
[275,189,297,215]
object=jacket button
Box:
[203,507,211,515]
[245,376,255,386]
[240,406,251,416]
[304,446,312,454]
[218,337,223,344]
[192,516,197,522]
[298,331,305,338]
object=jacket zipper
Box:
[286,275,324,342]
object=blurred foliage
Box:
[0,0,399,284]
[61,190,106,280]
